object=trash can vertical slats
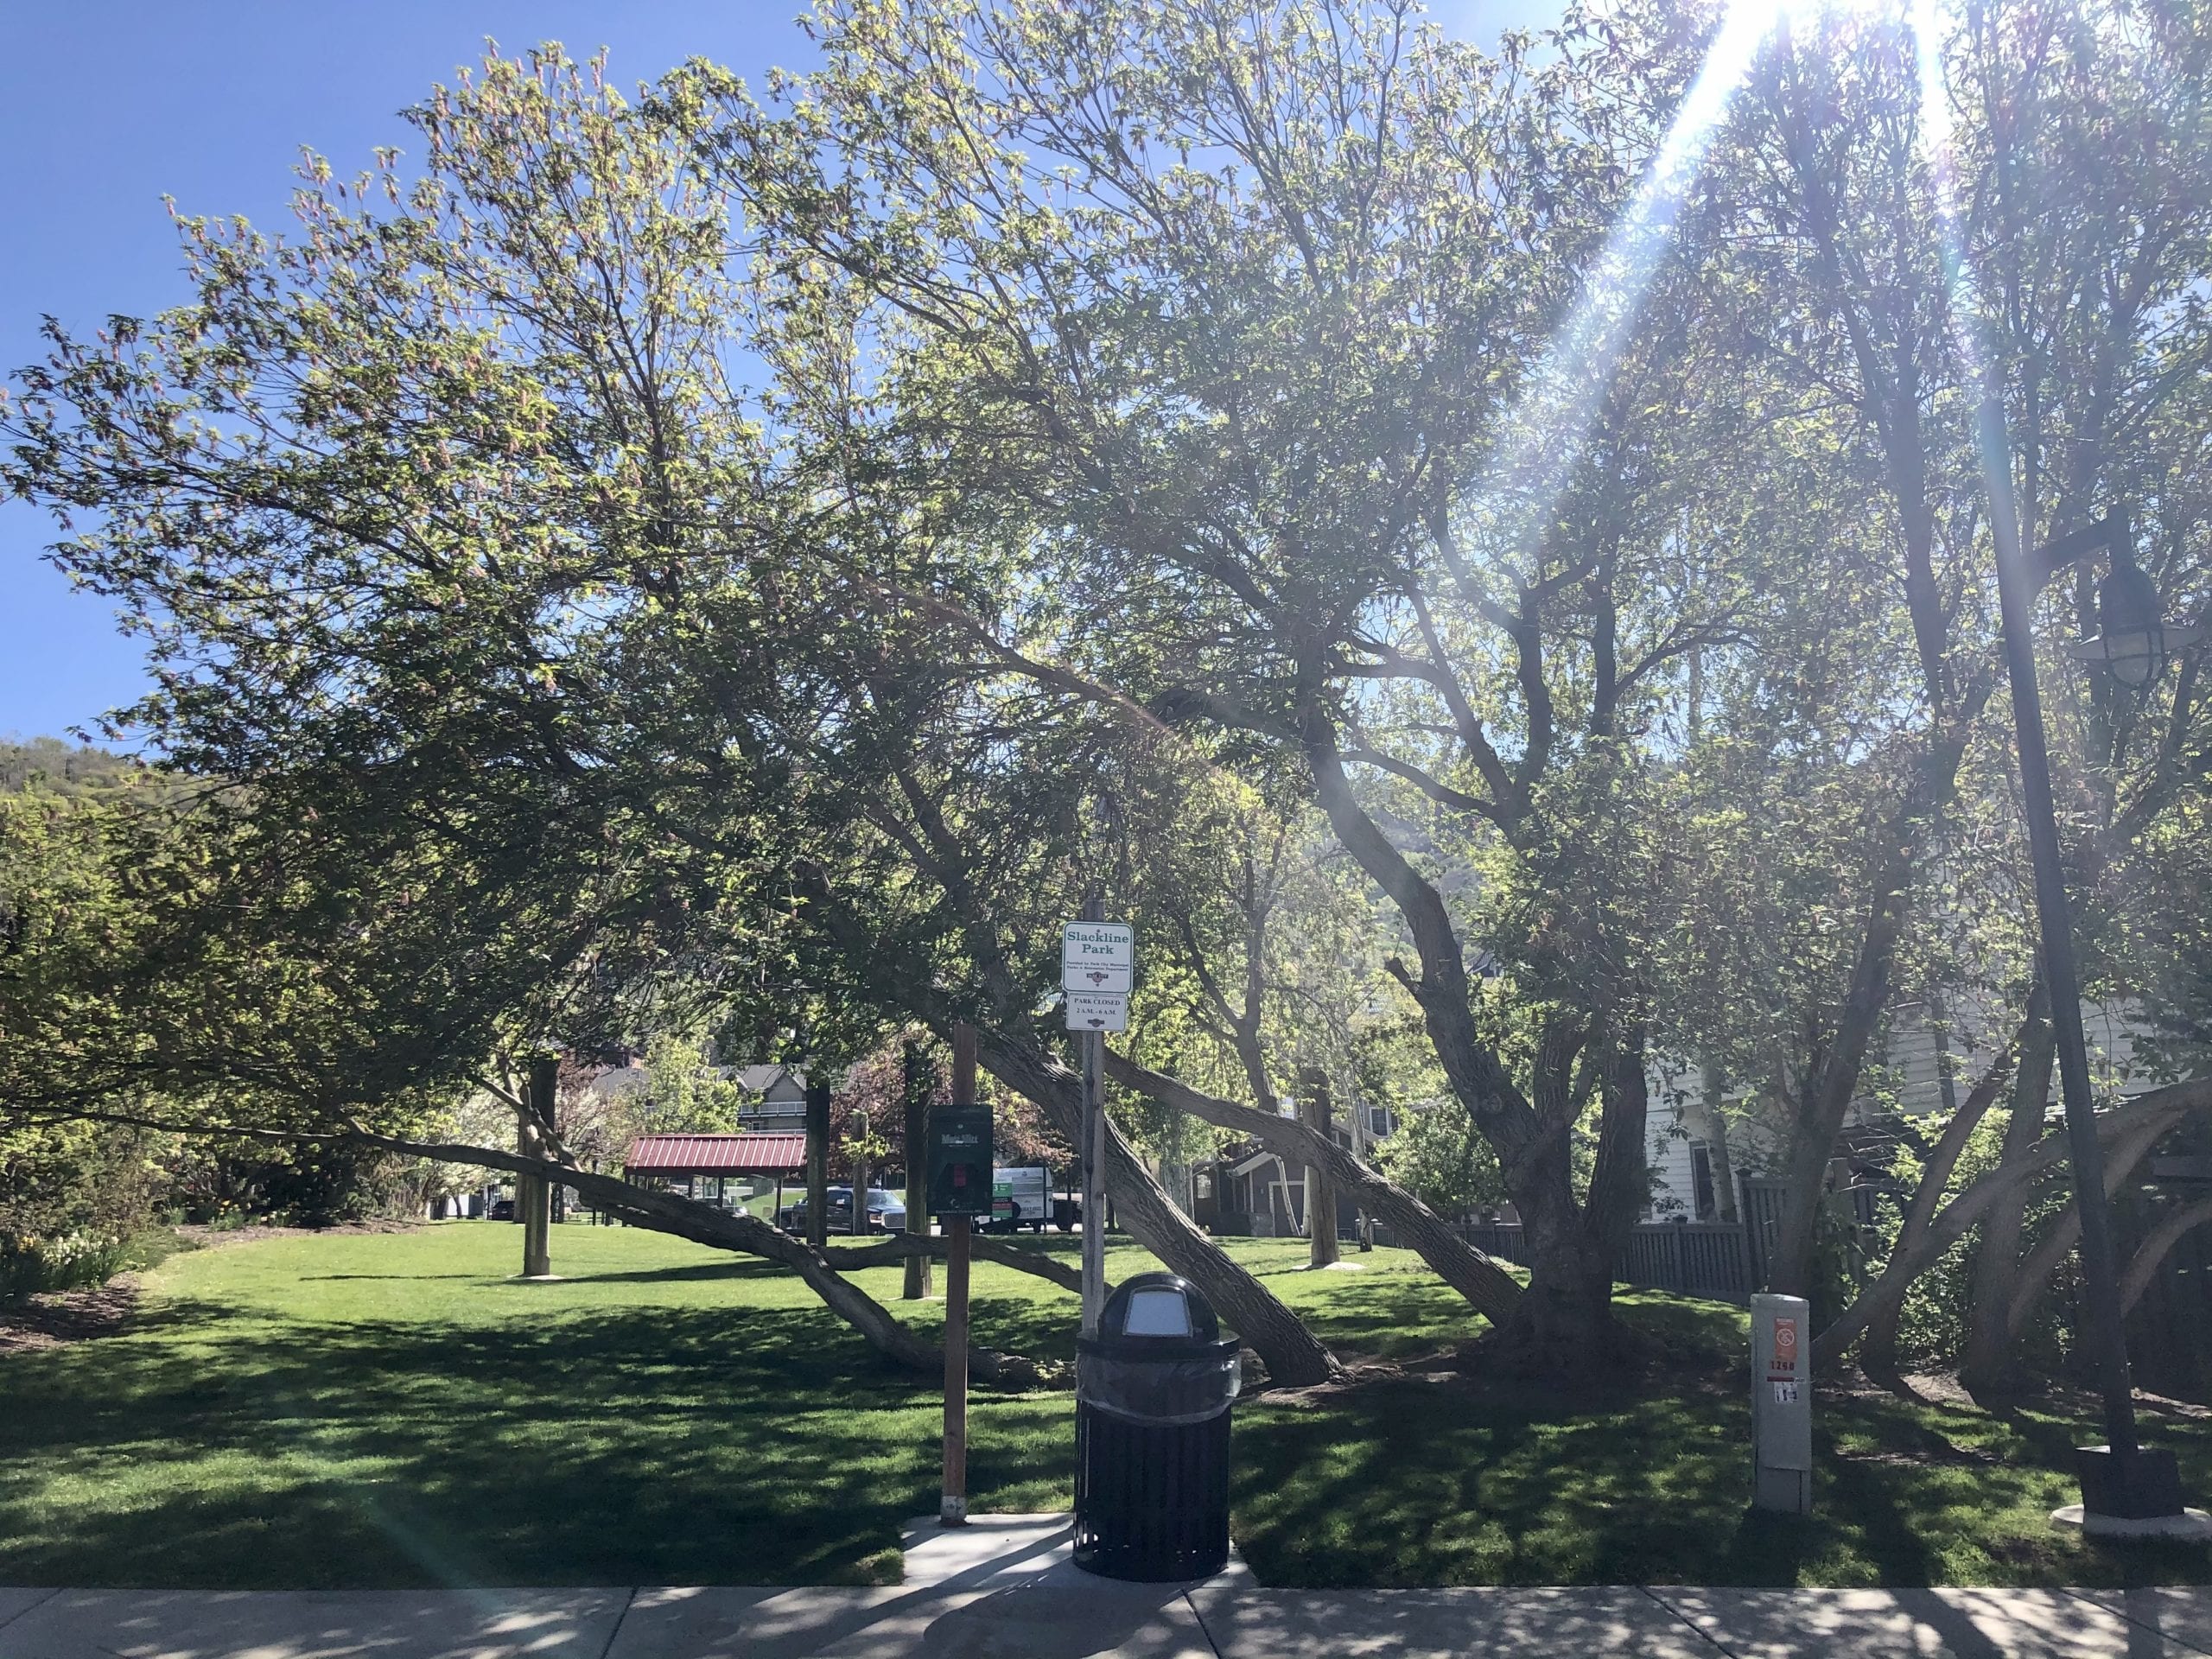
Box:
[1073,1272,1239,1581]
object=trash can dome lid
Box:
[1099,1272,1220,1343]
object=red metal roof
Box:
[624,1133,809,1174]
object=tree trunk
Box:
[1960,985,2055,1394]
[1859,1044,2016,1387]
[518,1054,556,1278]
[1697,1062,1739,1224]
[851,1109,870,1236]
[1510,1200,1618,1360]
[902,1039,933,1300]
[1300,1065,1340,1268]
[978,1028,1339,1385]
[804,1073,830,1249]
[1494,1033,1647,1367]
[1768,714,1980,1300]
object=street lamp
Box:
[2063,519,2202,691]
[1999,510,2203,1535]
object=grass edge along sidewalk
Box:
[1,1224,2209,1592]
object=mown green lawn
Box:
[2,1221,2209,1590]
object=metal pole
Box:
[1995,520,2139,1465]
[1081,1027,1106,1338]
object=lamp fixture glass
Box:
[2095,557,2165,690]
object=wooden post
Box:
[903,1039,933,1300]
[520,1052,556,1278]
[1300,1065,1339,1268]
[943,1023,978,1525]
[804,1072,831,1249]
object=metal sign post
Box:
[1064,916,1132,1339]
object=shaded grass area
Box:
[1,1224,2208,1589]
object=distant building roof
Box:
[625,1133,808,1175]
[733,1064,808,1096]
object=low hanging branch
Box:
[1103,1047,1526,1328]
[2119,1197,2212,1319]
[8,1102,1066,1389]
[340,1128,1070,1388]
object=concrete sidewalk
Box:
[5,1516,2212,1657]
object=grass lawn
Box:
[2,1221,2209,1590]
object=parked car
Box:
[781,1185,907,1235]
[489,1198,516,1221]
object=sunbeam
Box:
[1908,0,2028,566]
[1451,0,1792,576]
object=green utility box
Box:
[928,1104,994,1218]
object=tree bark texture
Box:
[1960,986,2055,1393]
[805,1073,830,1250]
[903,1039,933,1300]
[1299,1065,1340,1268]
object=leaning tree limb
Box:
[1996,1104,2181,1346]
[974,1027,1343,1386]
[1859,1043,2016,1386]
[2119,1197,2212,1319]
[781,859,1336,1383]
[339,1128,1066,1386]
[4,1102,1060,1388]
[1812,1077,2212,1369]
[1104,1048,1524,1327]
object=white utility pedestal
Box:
[1751,1292,1812,1514]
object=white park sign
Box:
[1065,989,1129,1032]
[1061,921,1135,994]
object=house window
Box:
[1369,1105,1392,1138]
[1689,1143,1717,1221]
[1194,1172,1213,1199]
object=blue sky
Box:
[1,0,1538,745]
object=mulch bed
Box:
[175,1218,421,1249]
[0,1278,141,1355]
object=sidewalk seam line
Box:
[594,1586,639,1659]
[1641,1586,1741,1657]
[2061,1586,2212,1657]
[1182,1588,1225,1658]
[0,1587,61,1637]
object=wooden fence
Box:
[1444,1179,1806,1305]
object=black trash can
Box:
[1073,1272,1240,1581]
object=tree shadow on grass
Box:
[0,1298,1072,1591]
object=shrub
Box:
[0,1228,185,1305]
